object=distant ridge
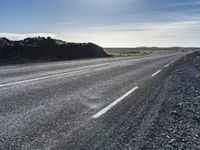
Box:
[0,37,109,65]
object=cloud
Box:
[0,33,57,40]
[59,19,200,47]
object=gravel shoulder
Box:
[137,52,200,149]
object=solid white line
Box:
[0,58,138,88]
[92,86,139,119]
[0,69,89,88]
[164,64,170,68]
[151,70,162,77]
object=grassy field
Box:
[104,48,182,57]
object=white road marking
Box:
[151,70,162,77]
[164,59,177,68]
[0,59,138,88]
[0,56,178,88]
[164,64,170,68]
[0,69,90,88]
[92,86,139,119]
[170,60,175,64]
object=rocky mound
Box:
[0,37,109,64]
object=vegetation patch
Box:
[104,47,182,57]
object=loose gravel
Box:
[139,53,200,150]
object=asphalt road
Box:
[0,53,187,149]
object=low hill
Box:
[0,37,109,64]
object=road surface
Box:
[0,53,189,149]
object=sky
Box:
[0,0,200,47]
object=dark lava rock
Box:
[0,37,110,64]
[193,116,200,124]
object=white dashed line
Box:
[170,60,175,64]
[92,86,139,119]
[164,64,170,68]
[151,70,162,77]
